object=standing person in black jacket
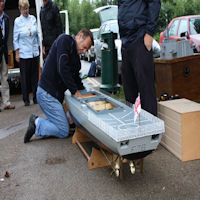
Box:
[118,0,161,116]
[24,28,93,143]
[0,0,15,112]
[40,0,63,57]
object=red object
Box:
[159,15,200,53]
[134,95,141,123]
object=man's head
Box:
[43,0,49,6]
[75,28,94,55]
[0,0,5,14]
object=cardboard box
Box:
[158,98,200,161]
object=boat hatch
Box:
[87,100,115,112]
[77,93,97,99]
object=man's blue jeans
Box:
[35,86,69,138]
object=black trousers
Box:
[121,38,157,116]
[19,56,39,103]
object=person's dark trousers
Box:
[45,49,49,58]
[121,37,157,116]
[19,56,39,104]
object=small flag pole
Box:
[138,109,140,127]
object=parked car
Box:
[84,28,99,62]
[160,15,200,52]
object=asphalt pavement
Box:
[0,61,200,200]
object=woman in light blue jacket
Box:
[13,0,40,106]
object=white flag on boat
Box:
[134,95,141,123]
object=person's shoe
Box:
[0,108,1,112]
[25,102,30,106]
[4,104,15,110]
[24,114,38,143]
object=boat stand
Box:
[72,127,144,180]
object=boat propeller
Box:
[129,161,136,174]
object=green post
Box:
[100,32,120,93]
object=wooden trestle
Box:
[72,127,144,180]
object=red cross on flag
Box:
[134,95,141,123]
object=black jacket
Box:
[0,13,9,64]
[39,34,84,103]
[118,0,161,48]
[40,0,63,52]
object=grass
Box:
[110,86,126,104]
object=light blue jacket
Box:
[13,14,40,59]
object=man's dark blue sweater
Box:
[118,0,161,49]
[39,34,84,103]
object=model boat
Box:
[64,87,165,160]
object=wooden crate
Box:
[158,98,200,162]
[154,54,200,102]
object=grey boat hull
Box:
[65,89,165,158]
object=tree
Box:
[68,0,81,34]
[80,0,100,30]
[53,0,200,37]
[54,0,68,10]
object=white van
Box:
[3,0,69,92]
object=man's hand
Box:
[15,49,20,63]
[144,33,153,51]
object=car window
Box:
[178,19,188,36]
[92,31,99,40]
[104,24,110,33]
[98,7,118,23]
[97,25,106,39]
[97,30,101,39]
[102,22,120,38]
[190,17,200,35]
[169,19,179,36]
[109,23,119,33]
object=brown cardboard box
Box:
[158,98,200,161]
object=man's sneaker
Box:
[24,114,38,143]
